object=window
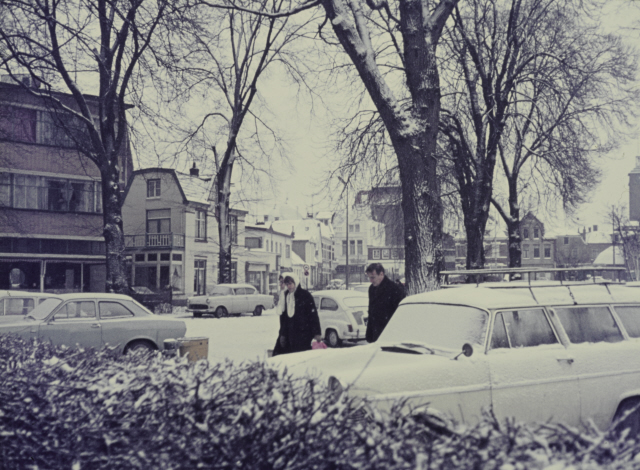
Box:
[286,245,290,258]
[194,259,206,295]
[382,249,390,259]
[172,253,182,261]
[533,245,540,258]
[544,245,551,258]
[229,215,238,244]
[320,298,339,311]
[553,306,623,344]
[245,237,262,249]
[373,249,380,259]
[342,241,347,256]
[147,253,158,261]
[349,240,355,255]
[195,209,207,240]
[355,224,360,232]
[564,237,569,245]
[4,298,34,316]
[230,262,237,283]
[147,209,171,234]
[160,253,170,261]
[99,302,133,319]
[523,228,529,239]
[349,224,354,233]
[135,254,145,262]
[523,245,529,259]
[147,179,161,198]
[534,227,540,239]
[0,104,36,142]
[55,301,96,319]
[357,240,363,255]
[614,306,640,338]
[491,309,557,349]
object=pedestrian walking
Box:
[365,263,405,343]
[271,275,287,356]
[275,273,322,355]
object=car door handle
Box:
[556,357,574,364]
[91,324,101,329]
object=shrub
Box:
[1,335,640,469]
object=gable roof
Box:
[124,168,213,206]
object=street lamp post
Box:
[338,177,349,290]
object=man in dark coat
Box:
[365,263,405,343]
[276,273,322,354]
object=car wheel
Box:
[193,311,202,318]
[125,340,156,355]
[214,306,228,318]
[613,397,640,436]
[253,305,264,316]
[325,329,341,348]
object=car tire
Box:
[253,305,264,316]
[125,340,156,354]
[214,306,228,318]
[193,312,202,318]
[613,397,640,437]
[326,329,341,348]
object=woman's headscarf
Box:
[284,272,300,318]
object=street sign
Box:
[303,264,310,270]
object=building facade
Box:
[0,77,132,292]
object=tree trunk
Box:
[101,163,128,293]
[507,195,522,269]
[217,152,234,284]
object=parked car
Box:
[311,290,369,347]
[0,293,187,354]
[270,280,640,433]
[347,282,370,293]
[187,283,275,318]
[0,290,57,318]
[128,286,172,313]
[327,279,346,290]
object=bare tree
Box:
[439,0,638,269]
[0,0,174,292]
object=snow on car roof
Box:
[312,290,368,298]
[41,292,133,301]
[0,290,56,298]
[212,283,255,289]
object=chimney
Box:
[190,162,199,177]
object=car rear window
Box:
[553,306,623,344]
[613,305,640,338]
[100,302,135,319]
[378,303,488,350]
[320,298,339,311]
[491,309,557,349]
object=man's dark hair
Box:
[365,263,385,275]
[284,275,295,284]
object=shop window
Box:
[148,253,158,262]
[135,254,145,262]
[373,249,380,259]
[172,253,182,261]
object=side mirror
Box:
[453,343,473,360]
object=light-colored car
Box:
[270,281,640,432]
[187,283,275,318]
[0,290,57,317]
[0,293,187,354]
[347,282,370,293]
[327,279,346,290]
[312,290,369,347]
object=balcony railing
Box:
[125,233,185,248]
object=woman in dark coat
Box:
[274,273,322,355]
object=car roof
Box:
[212,283,255,289]
[0,290,57,298]
[403,283,640,310]
[40,293,134,301]
[312,290,368,298]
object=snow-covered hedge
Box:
[0,335,639,469]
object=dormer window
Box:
[147,179,161,198]
[534,227,539,239]
[523,228,529,239]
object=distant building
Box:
[243,221,293,294]
[629,156,640,222]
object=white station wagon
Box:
[271,279,640,432]
[187,283,275,318]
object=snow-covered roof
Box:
[584,231,611,244]
[175,172,212,205]
[593,246,625,266]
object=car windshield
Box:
[26,298,63,320]
[209,286,233,296]
[378,303,488,350]
[343,297,368,309]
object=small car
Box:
[129,286,172,313]
[0,293,187,354]
[270,278,640,433]
[187,283,275,318]
[0,290,57,317]
[312,290,369,347]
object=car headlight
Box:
[328,376,344,403]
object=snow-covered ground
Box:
[174,308,282,363]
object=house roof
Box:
[593,246,625,266]
[175,172,212,205]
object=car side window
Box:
[245,288,257,295]
[320,298,339,311]
[612,305,640,338]
[54,301,96,320]
[99,302,134,319]
[234,289,243,296]
[553,306,623,344]
[490,309,557,349]
[6,298,34,315]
